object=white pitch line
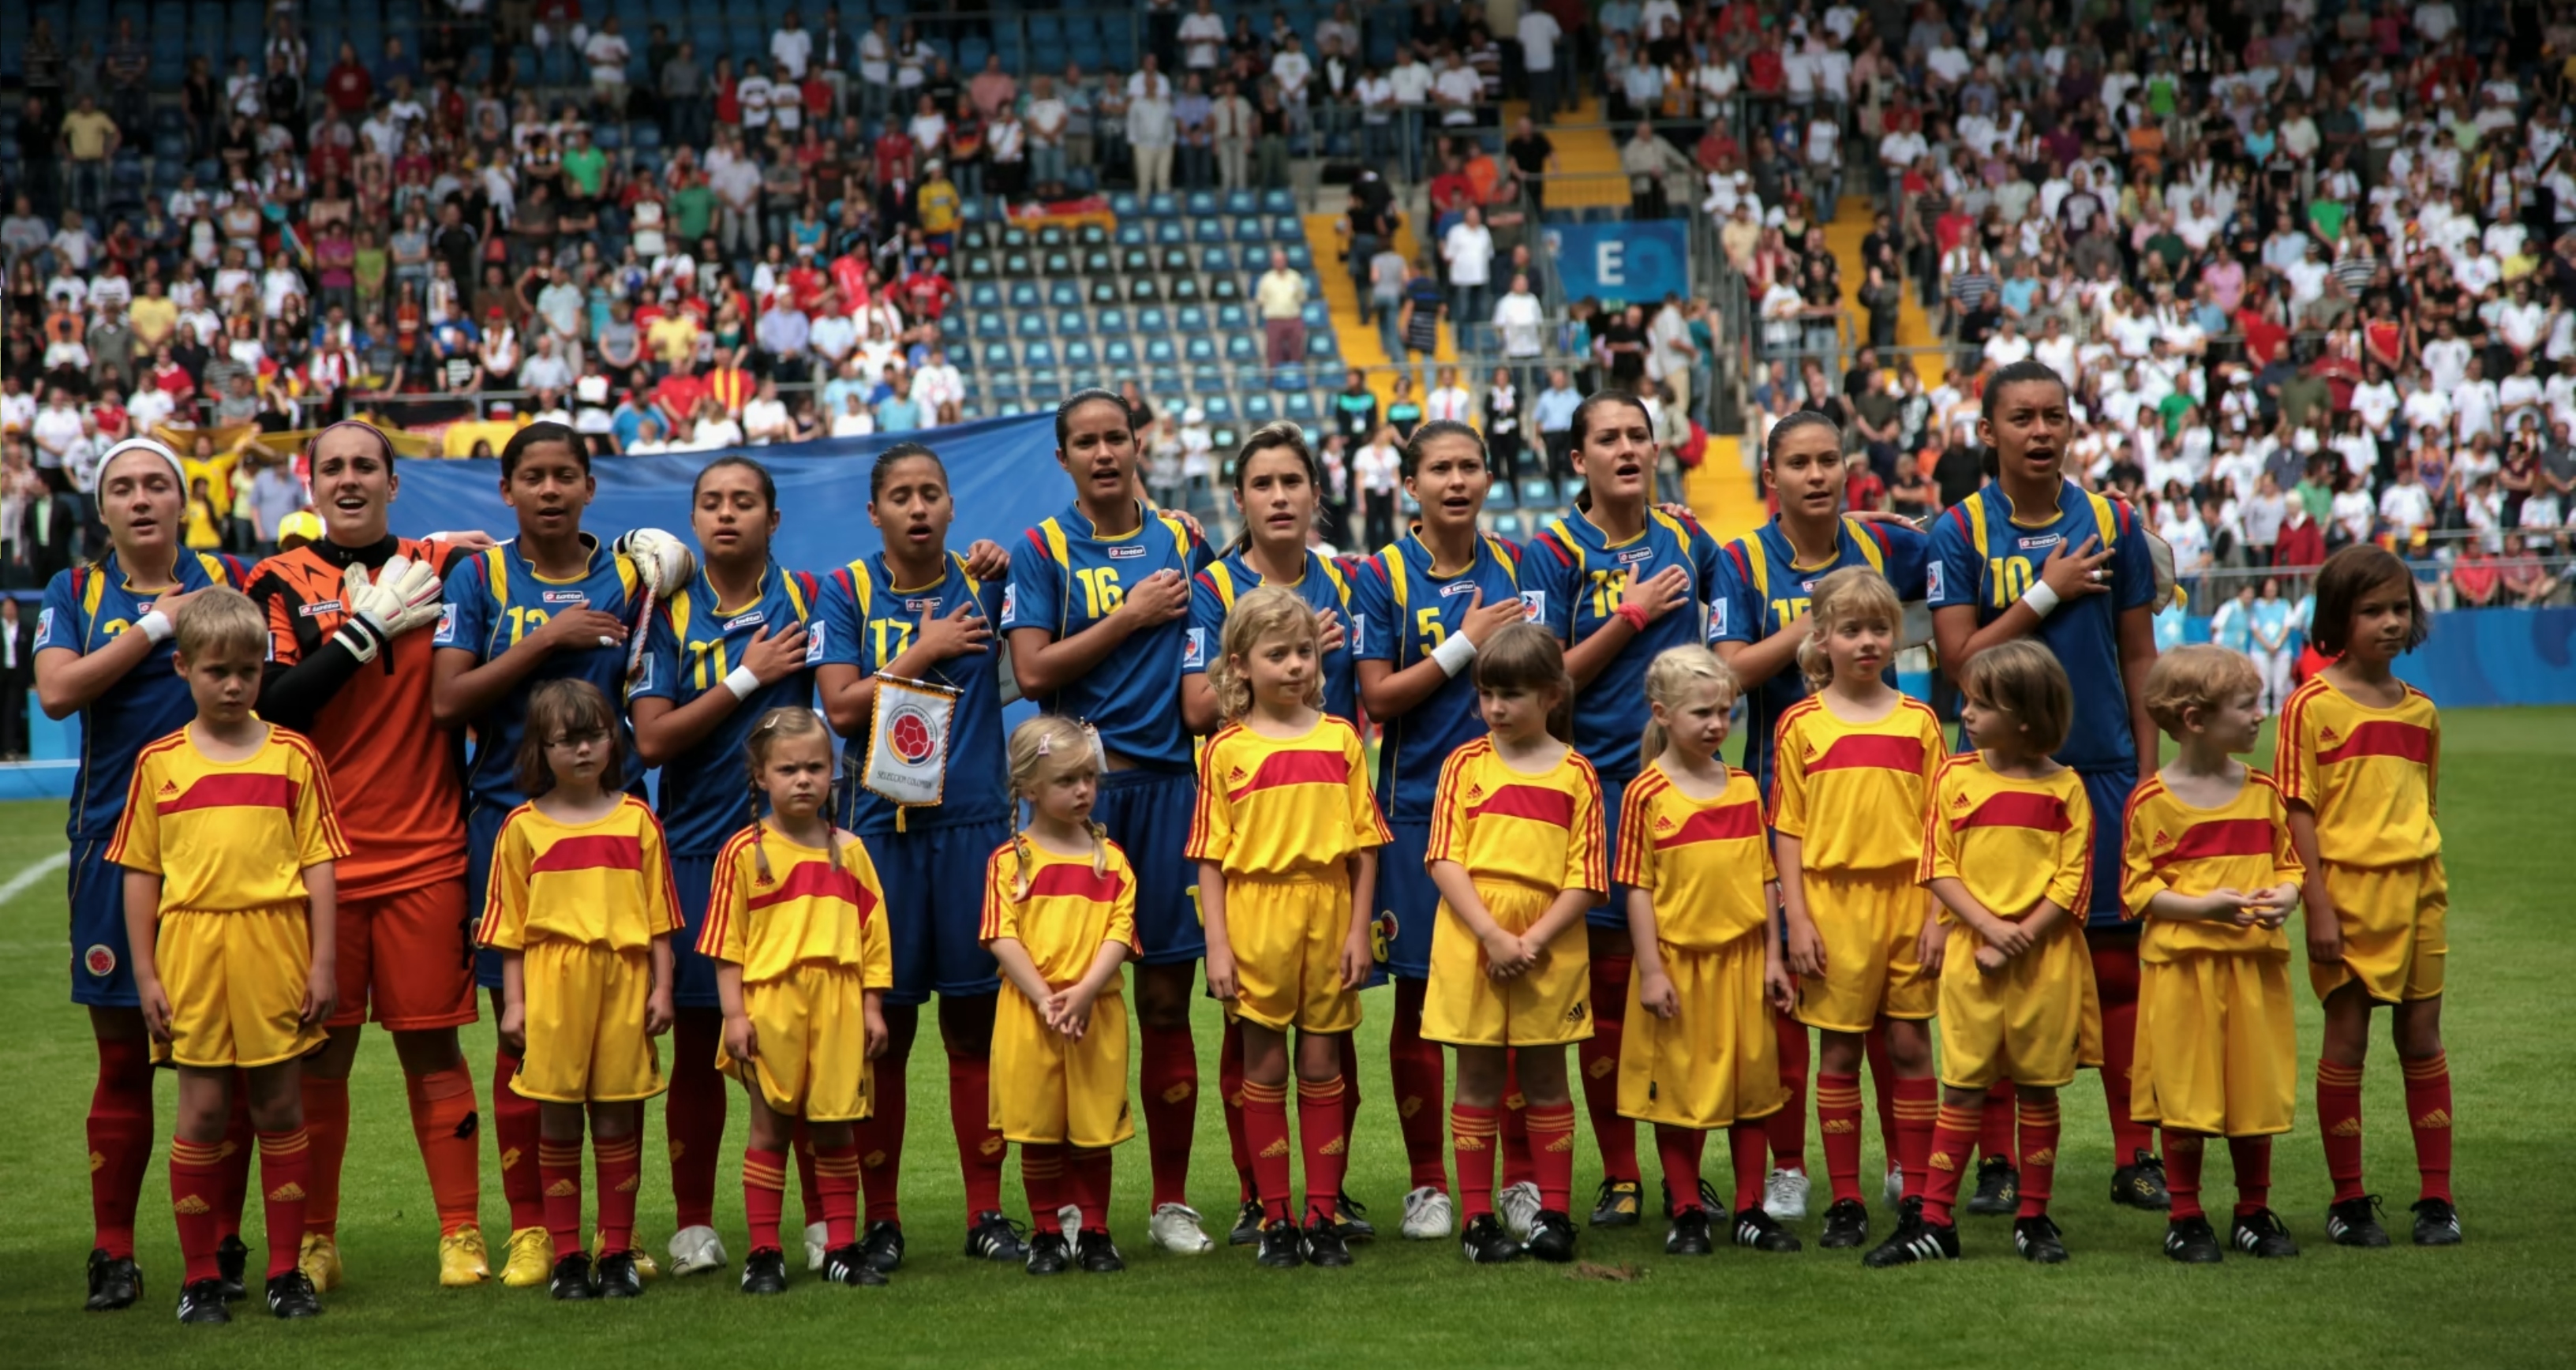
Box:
[0,851,69,907]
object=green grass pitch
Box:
[4,709,2573,1368]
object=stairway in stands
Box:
[1823,193,1943,383]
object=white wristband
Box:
[137,609,175,644]
[721,664,762,702]
[1429,631,1480,679]
[2020,580,2062,620]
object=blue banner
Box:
[388,411,1068,573]
[2394,606,2576,707]
[1542,220,1689,305]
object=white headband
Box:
[99,437,190,492]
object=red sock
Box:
[170,1137,227,1283]
[2093,942,2156,1161]
[668,1014,727,1230]
[539,1138,585,1255]
[215,1084,253,1241]
[1919,1102,1978,1226]
[1389,979,1448,1191]
[2013,1095,2060,1218]
[1451,1103,1499,1219]
[2316,1060,2365,1203]
[1893,1076,1938,1201]
[2402,1052,2454,1203]
[403,1062,482,1237]
[594,1133,642,1255]
[1526,1101,1577,1214]
[298,1073,350,1237]
[1979,1080,2016,1164]
[814,1142,861,1248]
[86,1035,155,1258]
[1582,956,1637,1182]
[1816,1072,1864,1203]
[1729,1119,1769,1214]
[492,1051,545,1231]
[1864,1026,1900,1177]
[741,1147,787,1253]
[791,1120,822,1230]
[256,1129,310,1278]
[854,1054,906,1225]
[1654,1125,1706,1215]
[1297,1076,1348,1223]
[1336,1033,1362,1174]
[2230,1135,2273,1216]
[2166,1131,2207,1221]
[1137,1024,1197,1209]
[1768,1012,1809,1172]
[1220,1016,1254,1203]
[947,1050,1007,1219]
[1242,1079,1293,1224]
[1500,1053,1534,1191]
[1070,1145,1113,1231]
[1021,1144,1066,1233]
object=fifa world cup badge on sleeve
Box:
[1520,590,1544,619]
[864,674,959,814]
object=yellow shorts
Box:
[1225,874,1361,1035]
[514,941,666,1104]
[154,906,327,1069]
[2134,951,2297,1137]
[1422,880,1592,1049]
[1618,934,1785,1129]
[717,964,876,1123]
[2310,857,2446,1004]
[1795,868,1935,1033]
[990,986,1133,1148]
[1936,919,2100,1091]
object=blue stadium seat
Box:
[1208,276,1240,303]
[1175,305,1208,333]
[975,313,1006,339]
[968,282,1002,309]
[1203,395,1235,422]
[1222,189,1259,216]
[1144,338,1176,365]
[1128,277,1160,302]
[1485,480,1517,509]
[1169,276,1202,304]
[1136,307,1170,333]
[1094,307,1128,335]
[938,313,968,344]
[1271,367,1309,392]
[1047,280,1080,308]
[1184,190,1219,217]
[1157,245,1192,274]
[1109,192,1141,219]
[1089,279,1121,305]
[1562,477,1588,506]
[1243,394,1277,422]
[1217,302,1249,330]
[1301,302,1331,328]
[1024,340,1057,368]
[980,342,1015,371]
[1008,282,1041,309]
[1491,513,1524,539]
[1520,478,1556,507]
[1144,193,1180,219]
[1305,334,1340,365]
[1114,222,1148,247]
[1017,313,1049,338]
[1151,369,1183,398]
[1193,363,1226,392]
[1185,336,1215,362]
[1233,217,1264,242]
[1283,391,1318,421]
[1225,335,1257,363]
[1200,246,1233,274]
[1271,215,1303,241]
[1103,339,1136,367]
[1154,221,1186,245]
[1261,189,1297,215]
[1283,245,1313,270]
[1190,218,1228,244]
[1056,309,1088,336]
[1065,339,1097,368]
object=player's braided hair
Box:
[1005,715,1109,900]
[1207,584,1324,724]
[744,706,841,885]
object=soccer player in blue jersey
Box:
[630,455,828,1278]
[36,438,254,1311]
[428,422,656,1288]
[1350,420,1530,1242]
[813,440,1025,1272]
[1178,421,1373,1245]
[1927,358,2168,1211]
[1708,411,1936,1224]
[1003,389,1219,1254]
[1518,391,1726,1233]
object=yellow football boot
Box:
[438,1225,492,1286]
[592,1230,660,1278]
[500,1226,555,1288]
[297,1232,343,1291]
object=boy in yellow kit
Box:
[114,588,347,1324]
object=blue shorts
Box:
[670,855,724,1010]
[467,802,508,992]
[2077,764,2138,927]
[1094,767,1204,965]
[1584,773,1637,931]
[69,838,137,1007]
[1375,820,1437,982]
[863,818,1011,1005]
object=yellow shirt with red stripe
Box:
[700,825,895,987]
[1919,754,2094,920]
[2273,677,2440,867]
[1769,694,1947,873]
[475,795,684,953]
[1425,737,1608,898]
[1186,717,1390,878]
[108,726,350,910]
[981,838,1139,985]
[2121,773,2305,960]
[1612,759,1774,950]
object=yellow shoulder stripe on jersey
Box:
[1316,551,1350,606]
[668,588,694,642]
[81,568,107,619]
[612,549,642,601]
[483,546,510,611]
[782,567,812,621]
[192,552,232,586]
[1158,512,1193,563]
[949,549,982,600]
[846,559,876,617]
[1208,559,1240,612]
[1484,534,1521,577]
[1384,542,1413,616]
[1967,484,2119,563]
[1845,515,1888,574]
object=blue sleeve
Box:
[1185,526,1216,575]
[1708,544,1759,646]
[1887,522,1933,601]
[1001,534,1061,637]
[1518,534,1577,640]
[1182,574,1222,679]
[1688,523,1725,608]
[1926,511,1982,612]
[433,556,492,657]
[1350,560,1395,664]
[631,608,682,704]
[814,571,866,671]
[2113,515,2155,612]
[34,572,80,653]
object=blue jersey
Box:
[434,536,646,811]
[1350,530,1527,822]
[1711,515,1931,793]
[814,549,1011,833]
[1185,547,1361,727]
[36,550,249,839]
[1000,501,1211,769]
[632,560,823,855]
[1927,480,2154,772]
[1521,507,1724,784]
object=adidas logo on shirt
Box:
[159,780,179,797]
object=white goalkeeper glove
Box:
[332,555,447,664]
[2144,529,2180,613]
[614,527,698,598]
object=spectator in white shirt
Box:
[583,17,631,112]
[1518,6,1563,120]
[1441,207,1496,334]
[769,9,813,81]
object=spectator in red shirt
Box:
[324,42,374,118]
[653,361,709,434]
[899,264,955,320]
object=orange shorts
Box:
[328,879,477,1031]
